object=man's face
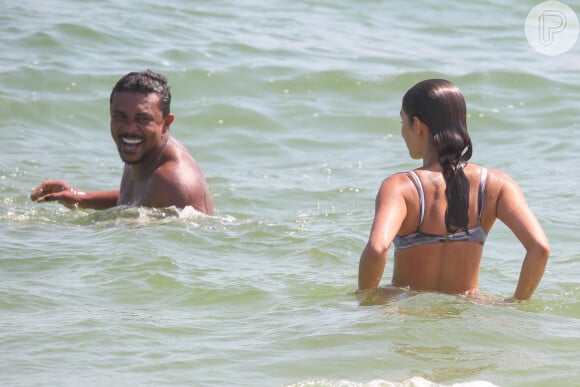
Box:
[110,92,172,165]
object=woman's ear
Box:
[412,116,422,130]
[413,116,428,136]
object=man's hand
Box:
[30,180,85,209]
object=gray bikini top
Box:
[393,168,488,250]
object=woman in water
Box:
[358,79,549,301]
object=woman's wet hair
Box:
[402,79,473,233]
[110,69,171,117]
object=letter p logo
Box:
[539,9,567,46]
[526,1,579,56]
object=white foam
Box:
[286,377,500,387]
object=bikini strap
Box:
[477,168,488,224]
[407,170,425,231]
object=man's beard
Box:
[118,152,144,165]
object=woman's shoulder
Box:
[376,171,421,200]
[468,164,520,194]
[381,171,415,187]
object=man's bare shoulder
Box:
[150,137,207,191]
[159,137,202,171]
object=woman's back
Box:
[391,164,492,293]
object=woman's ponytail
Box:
[403,79,473,233]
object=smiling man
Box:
[31,70,214,215]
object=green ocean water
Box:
[1,0,579,386]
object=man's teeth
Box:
[123,137,143,144]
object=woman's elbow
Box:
[362,241,388,261]
[537,239,550,261]
[529,238,550,264]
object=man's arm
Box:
[30,180,119,210]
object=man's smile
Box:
[122,136,143,145]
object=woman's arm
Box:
[358,175,408,289]
[495,171,550,300]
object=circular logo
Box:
[525,1,579,56]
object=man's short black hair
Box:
[110,69,171,117]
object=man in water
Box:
[30,70,214,215]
